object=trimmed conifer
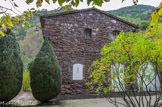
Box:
[30,37,62,102]
[0,29,23,102]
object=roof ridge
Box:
[40,7,95,18]
[40,7,138,28]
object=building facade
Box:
[40,8,138,94]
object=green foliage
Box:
[119,16,150,30]
[108,5,156,30]
[150,2,162,27]
[26,0,119,8]
[0,29,23,102]
[30,37,62,102]
[27,60,34,71]
[87,24,162,107]
[87,24,162,93]
[21,71,31,91]
[25,0,139,8]
[0,9,34,37]
[108,5,156,20]
[108,4,162,29]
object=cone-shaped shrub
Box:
[30,37,62,102]
[0,29,23,102]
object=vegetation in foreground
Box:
[30,37,62,102]
[21,71,31,91]
[87,24,162,107]
[0,29,23,102]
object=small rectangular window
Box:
[113,31,119,40]
[84,28,92,39]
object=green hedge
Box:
[0,30,23,102]
[30,37,62,102]
[27,60,34,71]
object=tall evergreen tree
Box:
[0,29,23,102]
[30,37,62,102]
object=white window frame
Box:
[73,64,83,80]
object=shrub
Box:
[30,37,62,102]
[87,24,162,107]
[0,29,23,102]
[27,60,34,71]
[21,71,31,91]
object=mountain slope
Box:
[108,5,155,20]
[107,5,156,30]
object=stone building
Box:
[40,7,138,94]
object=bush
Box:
[87,24,162,107]
[21,71,31,91]
[27,60,34,71]
[30,37,62,102]
[0,29,23,102]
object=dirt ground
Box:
[1,92,162,107]
[6,92,114,107]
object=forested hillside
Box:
[14,5,160,70]
[108,5,156,30]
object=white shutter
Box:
[111,64,125,92]
[138,64,160,91]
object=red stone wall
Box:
[40,10,136,94]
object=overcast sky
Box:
[1,0,161,16]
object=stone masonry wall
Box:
[41,9,136,94]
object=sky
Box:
[0,0,162,16]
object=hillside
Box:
[108,5,155,20]
[108,5,156,30]
[13,5,161,70]
[12,9,64,70]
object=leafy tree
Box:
[25,0,137,8]
[0,29,23,102]
[30,37,62,102]
[86,24,162,107]
[150,2,162,27]
[0,1,34,36]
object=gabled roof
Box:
[40,7,138,28]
